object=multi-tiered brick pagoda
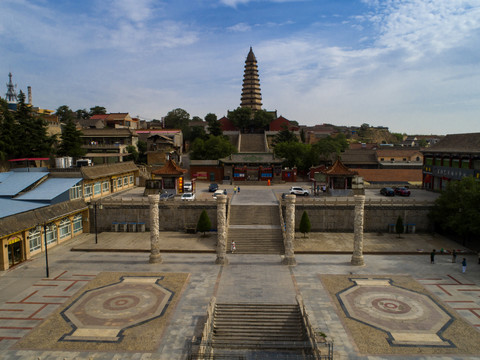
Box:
[240,47,263,111]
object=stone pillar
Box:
[148,194,162,264]
[282,194,297,266]
[351,195,365,266]
[215,195,228,265]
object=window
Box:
[473,159,480,170]
[117,177,123,188]
[124,176,128,186]
[461,159,470,169]
[416,157,420,161]
[452,159,460,168]
[442,158,450,167]
[28,227,42,252]
[84,184,93,198]
[94,182,101,195]
[102,181,109,192]
[129,175,134,184]
[435,158,442,166]
[403,158,407,162]
[73,214,83,233]
[59,218,71,239]
[425,157,433,166]
[45,224,57,245]
[380,158,384,161]
[70,183,82,200]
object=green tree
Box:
[164,108,191,140]
[299,211,311,238]
[0,98,16,160]
[137,140,147,163]
[89,106,107,116]
[15,91,54,157]
[196,210,212,236]
[429,177,480,246]
[56,105,75,123]
[205,113,222,136]
[189,126,207,142]
[395,216,404,238]
[228,107,252,132]
[190,135,237,160]
[273,126,298,145]
[274,141,310,170]
[125,145,139,162]
[391,133,404,142]
[58,119,86,157]
[253,109,274,129]
[300,128,306,143]
[75,109,90,120]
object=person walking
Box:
[237,186,240,193]
[452,249,457,263]
[430,249,436,264]
[462,258,467,273]
[233,186,237,195]
[231,241,236,253]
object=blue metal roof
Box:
[0,198,48,219]
[0,171,49,197]
[16,178,82,201]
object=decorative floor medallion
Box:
[337,278,454,347]
[60,276,173,342]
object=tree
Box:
[15,91,54,157]
[300,128,306,143]
[228,107,252,132]
[189,126,207,142]
[196,210,212,236]
[205,113,222,136]
[125,145,139,162]
[299,211,311,238]
[58,119,86,157]
[137,140,147,163]
[164,108,191,140]
[274,141,310,170]
[190,135,237,160]
[253,109,274,129]
[75,109,90,120]
[273,126,298,145]
[429,177,480,246]
[0,98,16,160]
[395,216,404,238]
[89,106,107,116]
[56,105,75,123]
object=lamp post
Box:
[89,202,103,244]
[43,224,50,278]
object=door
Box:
[7,241,22,267]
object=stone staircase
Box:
[211,303,311,354]
[227,205,284,254]
[240,133,266,152]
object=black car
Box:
[208,183,219,192]
[380,187,395,196]
[160,193,174,200]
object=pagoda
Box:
[240,47,262,111]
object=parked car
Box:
[208,183,219,192]
[394,187,411,196]
[290,186,309,196]
[212,189,224,199]
[160,193,174,200]
[184,181,193,192]
[181,192,195,201]
[380,187,395,196]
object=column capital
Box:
[148,194,160,204]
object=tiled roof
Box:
[340,149,379,165]
[81,162,139,180]
[106,113,130,120]
[0,171,49,197]
[220,153,284,164]
[16,178,82,202]
[0,199,87,237]
[151,159,187,176]
[377,148,422,157]
[80,128,136,137]
[355,169,422,182]
[423,132,480,154]
[323,159,358,176]
[0,198,47,219]
[90,114,108,120]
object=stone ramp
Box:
[239,133,266,152]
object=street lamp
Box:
[43,223,51,278]
[89,202,103,244]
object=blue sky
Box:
[1,0,479,135]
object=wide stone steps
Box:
[229,206,280,225]
[239,133,266,152]
[212,303,309,351]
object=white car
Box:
[181,192,196,201]
[212,189,225,199]
[290,186,310,196]
[184,181,193,192]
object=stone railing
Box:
[296,295,334,360]
[292,196,434,207]
[195,296,217,359]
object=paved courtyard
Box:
[0,186,479,359]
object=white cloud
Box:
[107,0,157,23]
[228,23,252,32]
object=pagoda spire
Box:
[5,72,18,104]
[240,47,262,111]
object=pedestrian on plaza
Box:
[234,186,237,195]
[231,241,236,253]
[237,186,240,193]
[430,249,436,264]
[461,258,467,273]
[322,185,326,193]
[452,249,457,263]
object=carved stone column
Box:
[282,194,297,266]
[351,195,365,266]
[148,194,162,264]
[215,195,228,265]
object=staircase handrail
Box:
[296,295,334,360]
[196,296,216,359]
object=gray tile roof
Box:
[424,133,480,154]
